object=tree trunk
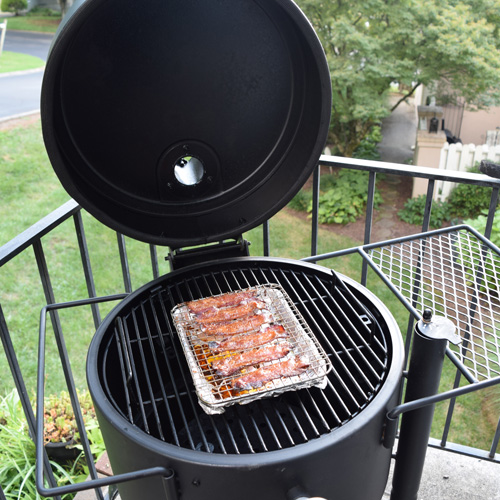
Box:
[59,0,74,18]
[390,83,421,112]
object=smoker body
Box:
[42,2,409,498]
[87,258,404,500]
[92,403,397,500]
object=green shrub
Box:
[464,209,500,247]
[27,6,60,16]
[398,194,452,229]
[398,165,498,229]
[309,169,382,225]
[454,209,500,294]
[43,390,105,458]
[1,0,27,15]
[0,390,105,500]
[352,125,382,161]
[287,189,312,212]
[447,166,494,218]
[0,391,83,500]
[319,172,337,191]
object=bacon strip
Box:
[200,312,271,337]
[210,325,288,353]
[231,356,309,391]
[195,331,232,342]
[186,291,256,314]
[193,299,266,324]
[211,344,291,377]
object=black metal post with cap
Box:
[389,309,461,500]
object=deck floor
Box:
[383,445,500,499]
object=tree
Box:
[296,0,500,156]
[1,0,27,15]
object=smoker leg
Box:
[161,470,178,500]
[390,311,456,500]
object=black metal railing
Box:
[312,156,500,463]
[0,156,499,500]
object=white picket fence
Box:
[486,129,500,146]
[435,142,500,202]
[0,19,7,58]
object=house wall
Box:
[460,106,500,145]
[417,83,500,145]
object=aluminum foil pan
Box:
[171,284,332,414]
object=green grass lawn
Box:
[0,50,44,73]
[0,13,61,33]
[0,118,497,452]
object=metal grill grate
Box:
[368,227,500,381]
[100,262,391,454]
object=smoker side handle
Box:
[35,295,181,499]
[36,466,176,499]
[383,374,500,445]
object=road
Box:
[3,30,53,60]
[0,30,54,121]
[378,95,417,164]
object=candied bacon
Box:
[196,331,231,342]
[200,312,271,337]
[231,356,310,391]
[186,291,256,314]
[210,325,288,353]
[211,343,291,377]
[193,299,266,324]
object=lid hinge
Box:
[166,237,250,270]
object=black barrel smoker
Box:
[37,1,465,499]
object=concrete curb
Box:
[0,109,40,123]
[0,66,45,78]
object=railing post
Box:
[421,178,435,232]
[263,220,270,257]
[0,305,64,500]
[73,211,101,328]
[361,171,376,285]
[150,244,160,279]
[33,241,106,500]
[479,160,500,240]
[117,233,133,293]
[491,418,500,458]
[310,164,321,260]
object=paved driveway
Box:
[3,30,53,60]
[0,30,54,120]
[0,70,44,118]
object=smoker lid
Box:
[41,0,331,247]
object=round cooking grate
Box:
[93,261,395,454]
